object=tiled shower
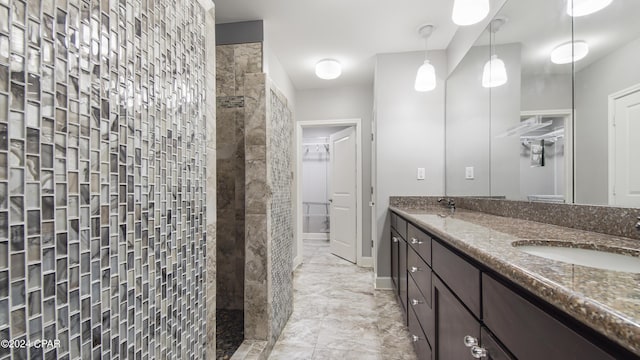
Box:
[0,0,211,359]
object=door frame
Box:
[608,83,640,205]
[295,119,363,268]
[520,109,574,203]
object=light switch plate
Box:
[465,166,475,180]
[417,168,426,180]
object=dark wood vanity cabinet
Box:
[432,275,480,359]
[389,210,633,360]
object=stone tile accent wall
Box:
[215,42,262,311]
[204,5,217,360]
[266,87,293,345]
[243,73,268,342]
[0,0,210,359]
[243,74,293,356]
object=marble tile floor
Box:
[268,239,418,360]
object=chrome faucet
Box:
[438,197,456,213]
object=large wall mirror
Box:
[445,0,640,208]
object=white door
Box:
[612,88,640,207]
[329,127,357,263]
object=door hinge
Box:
[371,240,374,248]
[371,133,374,141]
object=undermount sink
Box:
[513,241,640,273]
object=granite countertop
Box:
[390,206,640,356]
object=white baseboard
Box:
[358,257,373,268]
[303,233,329,240]
[293,255,303,271]
[375,276,393,290]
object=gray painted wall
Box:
[374,51,447,280]
[446,45,491,196]
[490,43,523,200]
[216,20,264,45]
[574,36,640,204]
[521,73,572,112]
[296,86,374,258]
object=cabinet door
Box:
[399,238,408,319]
[409,305,433,360]
[434,276,480,360]
[480,327,514,360]
[391,230,399,294]
[483,274,615,360]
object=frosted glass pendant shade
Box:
[315,59,342,80]
[567,0,613,17]
[415,60,437,92]
[550,41,589,64]
[482,55,508,88]
[452,0,490,26]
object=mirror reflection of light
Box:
[567,0,613,17]
[452,0,490,26]
[415,60,437,92]
[482,55,508,88]
[551,41,589,64]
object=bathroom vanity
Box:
[389,207,640,360]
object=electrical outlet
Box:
[417,168,426,180]
[465,166,475,180]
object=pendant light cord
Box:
[424,36,430,61]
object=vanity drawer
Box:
[408,272,434,345]
[391,212,398,231]
[408,247,431,306]
[408,223,432,266]
[396,215,408,240]
[408,305,433,360]
[483,275,615,360]
[432,241,481,317]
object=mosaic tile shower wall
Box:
[215,42,262,311]
[266,87,293,345]
[0,0,208,359]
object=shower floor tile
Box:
[216,309,244,360]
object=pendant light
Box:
[550,41,589,64]
[482,18,508,88]
[415,24,437,92]
[567,0,613,17]
[452,0,490,26]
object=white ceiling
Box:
[213,0,460,90]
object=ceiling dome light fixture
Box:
[415,24,437,92]
[482,18,508,88]
[550,40,590,64]
[315,59,342,80]
[567,0,613,17]
[452,0,490,26]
